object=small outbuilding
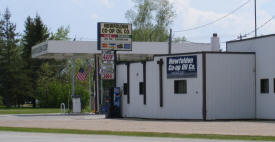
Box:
[117,34,275,120]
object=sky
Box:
[1,0,275,49]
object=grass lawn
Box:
[0,108,61,115]
[0,127,274,141]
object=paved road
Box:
[0,132,263,142]
[1,114,275,136]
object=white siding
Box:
[227,35,275,119]
[116,64,128,117]
[127,63,145,117]
[227,40,255,52]
[158,55,203,119]
[254,37,275,119]
[206,53,255,120]
[118,54,203,119]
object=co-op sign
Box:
[167,55,197,78]
[97,22,132,51]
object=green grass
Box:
[0,126,274,141]
[0,108,61,114]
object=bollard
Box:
[60,103,66,113]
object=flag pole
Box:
[71,57,75,97]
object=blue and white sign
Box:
[113,87,120,107]
[167,55,197,78]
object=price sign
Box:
[97,22,132,51]
[102,50,114,61]
[101,50,115,80]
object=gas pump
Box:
[105,87,121,118]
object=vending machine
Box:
[105,87,121,118]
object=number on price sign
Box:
[102,73,114,80]
[102,54,114,61]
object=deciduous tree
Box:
[125,0,175,42]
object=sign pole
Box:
[114,51,117,87]
[168,28,172,54]
[100,76,103,105]
[88,58,92,112]
[96,55,100,113]
[93,55,97,113]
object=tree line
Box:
[0,8,90,108]
[0,0,183,109]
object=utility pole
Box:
[168,29,172,54]
[254,0,257,37]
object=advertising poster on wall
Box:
[113,87,120,108]
[167,55,197,78]
[97,22,132,51]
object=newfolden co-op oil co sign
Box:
[167,55,197,78]
[97,22,132,51]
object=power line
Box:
[174,0,251,33]
[244,15,275,37]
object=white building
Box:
[31,33,275,120]
[116,52,255,120]
[227,34,275,119]
[116,34,275,120]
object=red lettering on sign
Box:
[102,54,114,61]
[102,73,113,79]
[100,34,116,38]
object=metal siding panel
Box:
[116,64,128,117]
[206,54,255,120]
[120,55,203,119]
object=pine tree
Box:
[22,14,49,108]
[0,8,31,107]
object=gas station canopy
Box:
[32,40,211,60]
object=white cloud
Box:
[169,0,275,42]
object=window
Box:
[139,82,144,95]
[174,80,187,94]
[123,83,128,95]
[260,79,269,93]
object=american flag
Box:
[76,68,87,81]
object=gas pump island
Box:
[97,22,132,118]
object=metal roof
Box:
[32,40,211,60]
